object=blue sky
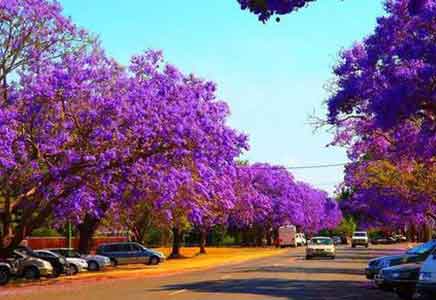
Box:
[59,0,385,194]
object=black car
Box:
[332,236,342,245]
[375,263,421,299]
[340,235,348,245]
[365,240,436,280]
[16,246,68,277]
[372,237,396,245]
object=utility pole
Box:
[66,221,72,248]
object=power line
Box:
[285,163,347,170]
[247,163,347,170]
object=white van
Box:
[278,225,297,247]
[417,250,436,298]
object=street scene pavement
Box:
[2,244,406,300]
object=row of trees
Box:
[237,0,435,232]
[0,0,342,257]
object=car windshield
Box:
[54,249,81,258]
[353,233,367,237]
[406,241,435,255]
[309,238,332,245]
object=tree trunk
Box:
[255,226,265,247]
[199,229,207,254]
[78,214,100,254]
[241,229,250,246]
[266,229,272,246]
[424,223,432,242]
[169,227,182,258]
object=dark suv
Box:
[96,242,165,266]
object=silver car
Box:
[306,237,336,259]
[49,248,111,271]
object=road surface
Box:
[3,245,405,300]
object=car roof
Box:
[311,236,332,239]
[48,248,74,250]
[35,249,60,256]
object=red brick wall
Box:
[25,236,128,253]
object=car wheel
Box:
[306,256,312,260]
[23,266,40,280]
[110,258,118,267]
[331,256,335,260]
[396,287,415,300]
[68,264,79,275]
[352,244,356,248]
[365,244,369,248]
[0,268,10,286]
[88,261,99,272]
[148,256,159,265]
[52,265,62,277]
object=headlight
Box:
[391,272,401,278]
[420,272,432,281]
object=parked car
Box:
[16,246,67,277]
[371,236,396,245]
[417,250,436,299]
[6,250,53,280]
[96,242,165,266]
[392,234,408,243]
[332,236,342,245]
[296,233,306,246]
[351,231,369,248]
[365,240,436,280]
[340,235,348,245]
[306,237,335,259]
[35,249,87,275]
[49,248,111,272]
[374,263,421,298]
[0,261,15,285]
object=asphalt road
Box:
[3,245,404,300]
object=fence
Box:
[24,236,128,252]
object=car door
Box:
[115,244,130,264]
[129,244,145,264]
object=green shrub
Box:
[30,227,61,237]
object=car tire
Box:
[331,256,335,260]
[0,268,11,286]
[52,265,62,277]
[148,256,159,265]
[352,244,356,248]
[396,287,415,300]
[69,264,79,275]
[306,256,312,260]
[88,261,99,272]
[23,266,40,280]
[365,244,369,248]
[110,258,118,267]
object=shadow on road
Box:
[158,278,394,300]
[227,266,364,276]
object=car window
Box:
[406,241,436,255]
[36,251,54,258]
[129,244,142,251]
[353,233,367,237]
[105,244,119,252]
